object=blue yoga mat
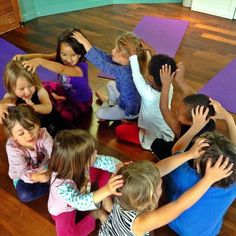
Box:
[0,38,57,97]
[199,58,236,114]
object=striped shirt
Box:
[99,203,149,236]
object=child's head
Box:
[177,94,215,125]
[113,33,148,68]
[48,129,96,189]
[195,131,236,188]
[116,160,162,213]
[55,28,86,66]
[4,104,40,148]
[148,54,177,89]
[4,60,42,99]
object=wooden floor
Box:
[0,3,236,235]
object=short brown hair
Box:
[197,131,236,187]
[48,129,96,190]
[3,59,42,97]
[116,160,161,213]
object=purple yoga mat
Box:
[199,58,236,114]
[134,16,189,57]
[97,16,189,79]
[0,38,57,97]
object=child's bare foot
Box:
[91,209,108,224]
[95,91,108,103]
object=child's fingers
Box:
[219,157,229,169]
[214,155,226,168]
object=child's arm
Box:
[92,155,122,173]
[0,94,15,124]
[133,156,233,234]
[22,58,83,77]
[156,138,209,177]
[24,87,52,114]
[72,31,123,76]
[174,62,196,96]
[172,105,210,154]
[210,98,236,144]
[160,64,181,137]
[13,52,56,61]
[58,174,123,211]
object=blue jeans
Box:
[16,179,49,202]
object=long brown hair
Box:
[48,129,96,190]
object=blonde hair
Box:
[116,160,161,213]
[48,129,96,190]
[116,32,150,75]
[3,59,42,97]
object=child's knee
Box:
[16,190,32,202]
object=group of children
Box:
[0,27,235,236]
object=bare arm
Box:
[133,156,233,234]
[156,138,209,177]
[160,64,181,137]
[172,105,210,154]
[174,62,196,96]
[210,98,236,144]
[22,58,83,77]
[13,52,56,61]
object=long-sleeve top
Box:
[129,55,174,149]
[48,155,121,216]
[85,47,141,116]
[6,128,53,186]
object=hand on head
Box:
[119,38,137,56]
[12,54,25,61]
[0,103,15,124]
[159,64,176,86]
[191,105,210,131]
[106,174,123,196]
[188,137,209,159]
[209,98,229,120]
[204,155,234,184]
[21,58,40,73]
[72,31,86,44]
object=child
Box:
[115,39,175,150]
[99,139,233,236]
[151,64,215,159]
[1,59,64,136]
[166,129,236,236]
[48,129,123,236]
[13,28,93,122]
[72,31,146,121]
[4,104,53,202]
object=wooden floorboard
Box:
[0,3,235,235]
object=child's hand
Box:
[191,105,210,132]
[12,54,25,61]
[22,58,40,73]
[188,137,209,159]
[23,98,34,107]
[160,64,175,86]
[174,61,185,84]
[119,38,137,56]
[204,155,233,184]
[106,174,123,196]
[0,103,15,124]
[28,171,51,183]
[209,98,230,120]
[72,31,87,45]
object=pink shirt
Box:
[6,128,53,184]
